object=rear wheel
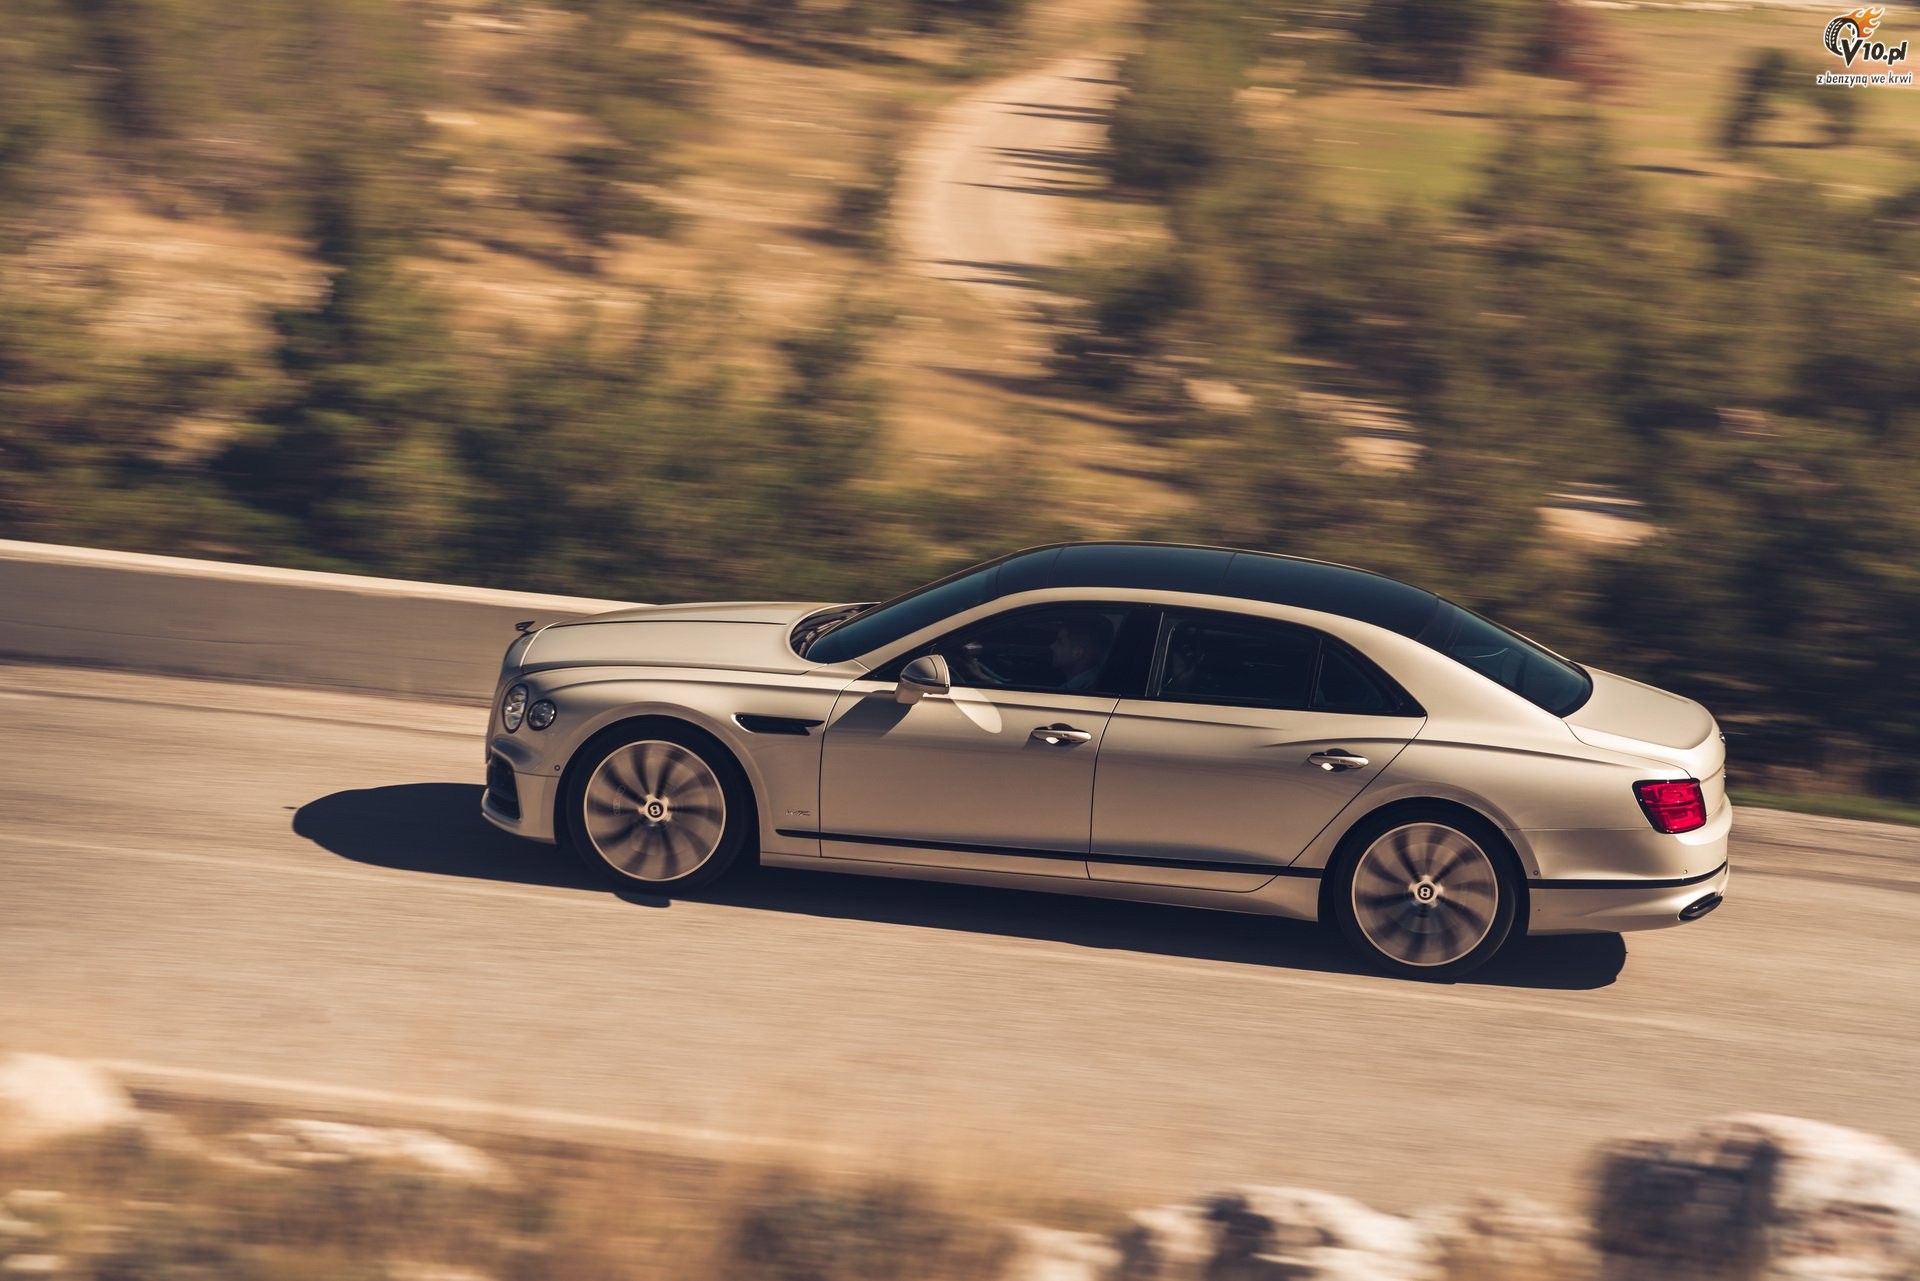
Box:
[1332,810,1519,980]
[564,726,752,892]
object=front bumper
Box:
[481,746,560,843]
[1528,860,1730,935]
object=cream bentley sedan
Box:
[482,542,1730,978]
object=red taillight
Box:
[1634,779,1707,834]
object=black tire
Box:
[562,721,755,893]
[1329,806,1521,981]
[1825,15,1858,54]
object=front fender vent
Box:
[735,714,823,736]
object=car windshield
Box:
[801,556,1014,664]
[1412,600,1591,717]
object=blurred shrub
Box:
[525,144,678,248]
[663,0,1027,39]
[824,131,905,257]
[724,1180,1012,1281]
[1051,247,1196,399]
[214,149,473,577]
[1808,84,1861,145]
[0,270,256,550]
[1720,48,1792,151]
[1524,0,1627,99]
[1107,0,1251,193]
[1348,0,1493,85]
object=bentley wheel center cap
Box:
[1412,878,1440,905]
[641,797,669,823]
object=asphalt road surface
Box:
[4,664,1917,1210]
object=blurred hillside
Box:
[0,0,1103,589]
[0,0,1916,798]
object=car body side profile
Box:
[481,542,1731,978]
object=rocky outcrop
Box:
[1591,1114,1920,1281]
[1418,1193,1595,1281]
[1111,1187,1435,1281]
[0,1056,137,1153]
[1002,1225,1119,1281]
[1016,1115,1920,1281]
[1204,1187,1434,1281]
[1113,1205,1212,1281]
[225,1118,513,1187]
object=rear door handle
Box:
[1308,750,1370,771]
[1031,723,1094,746]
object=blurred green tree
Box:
[1350,0,1493,85]
[1107,0,1252,193]
[1719,48,1791,151]
[216,149,476,576]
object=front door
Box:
[818,604,1150,878]
[1089,610,1425,889]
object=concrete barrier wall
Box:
[0,540,635,702]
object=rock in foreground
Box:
[0,1055,137,1153]
[1592,1113,1920,1281]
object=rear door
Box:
[1089,610,1425,889]
[818,603,1155,878]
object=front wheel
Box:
[1331,811,1519,980]
[563,726,752,892]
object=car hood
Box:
[521,601,831,674]
[1564,667,1727,805]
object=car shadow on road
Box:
[298,783,1628,991]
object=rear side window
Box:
[1154,613,1418,715]
[1160,615,1318,709]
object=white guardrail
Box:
[0,540,634,702]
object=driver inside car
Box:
[1049,615,1114,692]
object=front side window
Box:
[942,606,1141,696]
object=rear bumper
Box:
[1527,861,1730,935]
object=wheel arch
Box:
[554,713,762,862]
[1316,795,1530,935]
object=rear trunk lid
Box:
[1565,668,1726,810]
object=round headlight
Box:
[501,683,528,732]
[527,699,557,731]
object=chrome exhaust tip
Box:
[1679,892,1724,922]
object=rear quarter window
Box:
[1412,601,1591,716]
[1316,641,1411,715]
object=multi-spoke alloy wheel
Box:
[1333,811,1519,979]
[565,727,751,891]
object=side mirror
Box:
[896,654,951,704]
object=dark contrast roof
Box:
[981,543,1441,636]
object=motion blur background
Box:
[0,0,1914,810]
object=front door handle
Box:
[1031,723,1094,746]
[1308,749,1370,772]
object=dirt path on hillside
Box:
[898,54,1120,303]
[886,47,1193,523]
